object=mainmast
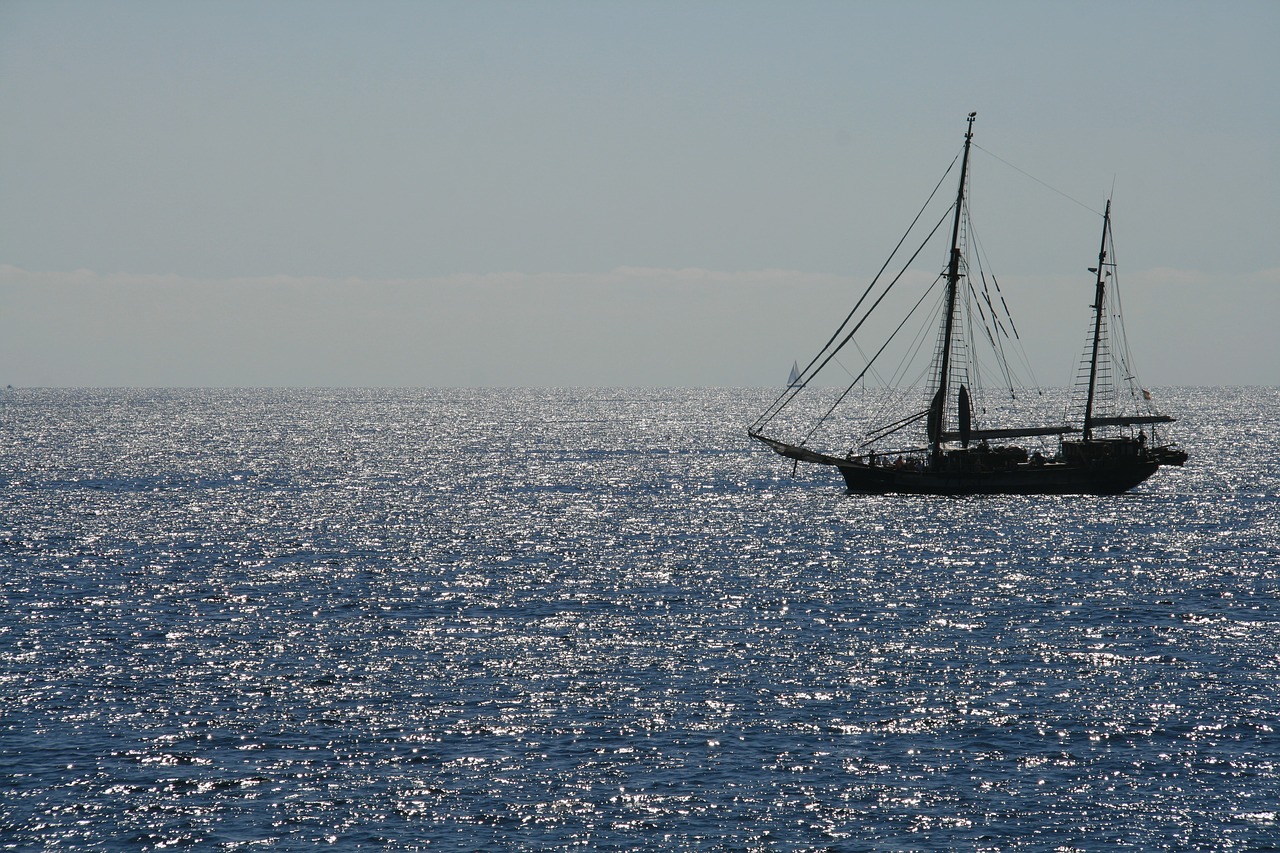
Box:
[1082,199,1111,441]
[930,112,976,462]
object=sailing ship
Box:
[749,113,1186,495]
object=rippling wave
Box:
[2,387,1277,849]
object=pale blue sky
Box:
[1,0,1276,386]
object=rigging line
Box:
[798,151,961,381]
[968,261,1008,394]
[750,377,804,433]
[886,286,944,390]
[871,285,946,437]
[860,410,929,447]
[1103,219,1144,403]
[967,224,1023,341]
[798,274,944,448]
[992,280,1045,394]
[991,277,1020,340]
[968,225,1042,392]
[969,272,1018,394]
[1004,326,1039,395]
[845,344,886,388]
[757,153,962,425]
[960,271,981,410]
[965,229,995,330]
[971,143,1100,216]
[750,153,962,434]
[754,205,955,438]
[860,286,943,436]
[980,288,1007,340]
[798,208,953,417]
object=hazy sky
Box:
[1,0,1276,387]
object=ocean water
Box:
[2,387,1278,851]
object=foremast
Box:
[929,111,977,465]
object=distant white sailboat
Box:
[786,361,802,388]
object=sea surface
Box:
[2,387,1278,851]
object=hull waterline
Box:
[836,460,1161,495]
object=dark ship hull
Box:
[759,436,1187,496]
[841,439,1187,495]
[836,459,1160,495]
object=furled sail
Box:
[926,387,945,447]
[957,385,971,448]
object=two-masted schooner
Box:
[749,113,1186,495]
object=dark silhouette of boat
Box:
[749,113,1186,495]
